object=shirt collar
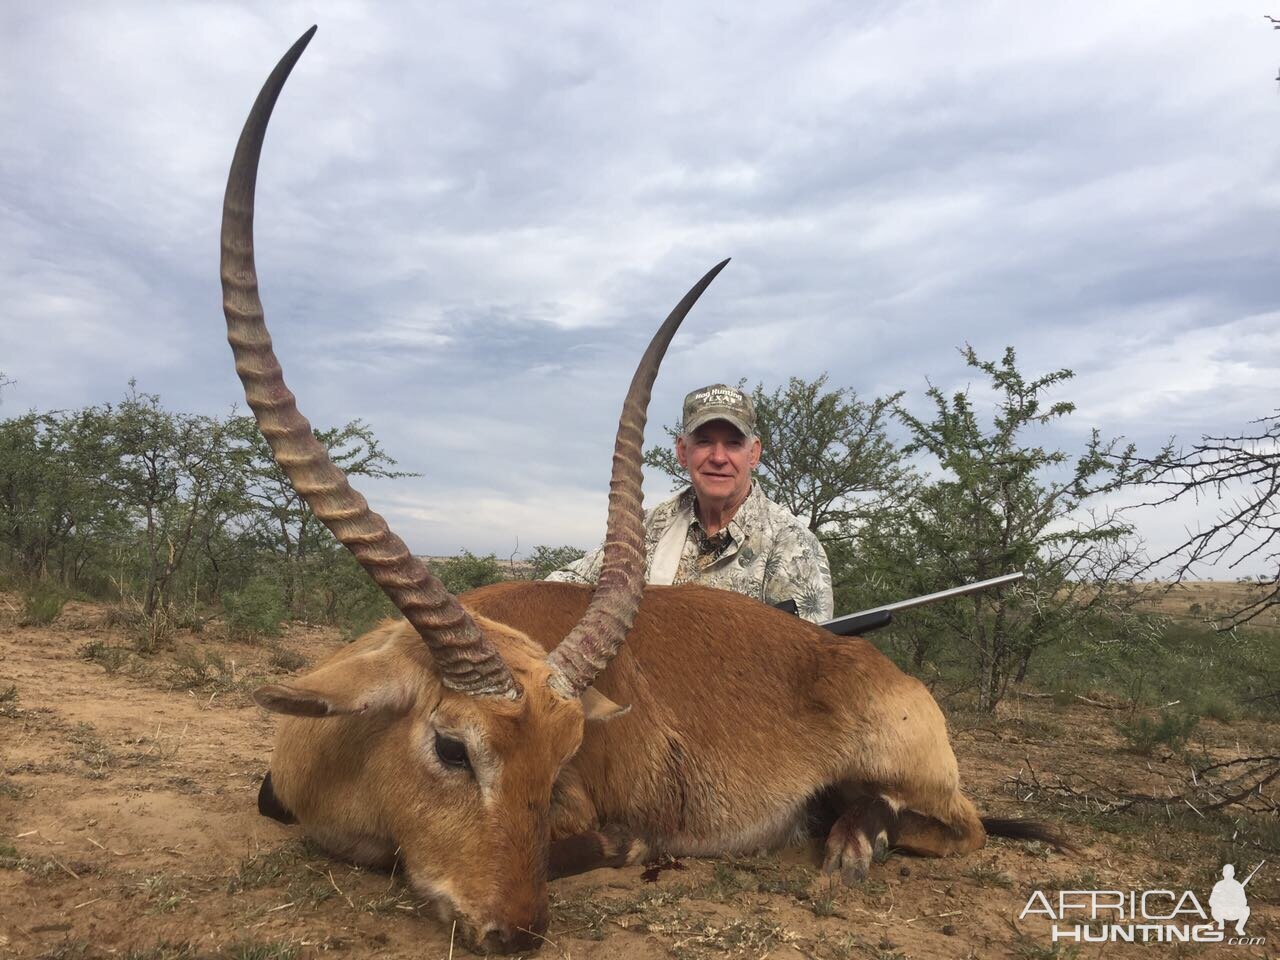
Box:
[678,482,762,543]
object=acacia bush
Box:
[223,577,287,641]
[525,545,585,580]
[19,582,66,626]
[1116,708,1201,755]
[437,551,505,595]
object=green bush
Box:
[1195,694,1237,724]
[525,544,586,579]
[314,552,397,641]
[437,551,506,595]
[1116,709,1200,755]
[300,552,396,642]
[19,582,66,626]
[224,577,286,641]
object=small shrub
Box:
[810,880,841,917]
[267,647,309,673]
[173,604,206,634]
[138,873,187,912]
[224,578,286,641]
[1116,709,1200,755]
[79,640,132,675]
[964,862,1013,887]
[168,647,241,693]
[1050,686,1080,708]
[19,582,66,626]
[67,721,115,777]
[106,599,176,654]
[1193,692,1237,723]
[0,684,17,718]
[134,607,176,654]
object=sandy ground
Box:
[1,596,1275,959]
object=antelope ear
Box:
[581,686,630,722]
[253,653,418,717]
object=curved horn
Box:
[546,259,729,698]
[220,27,516,699]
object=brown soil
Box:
[1,595,1274,959]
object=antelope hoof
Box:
[822,814,874,885]
[872,832,891,863]
[600,825,650,867]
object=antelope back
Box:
[462,581,962,850]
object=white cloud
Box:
[2,1,1278,577]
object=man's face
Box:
[675,420,761,509]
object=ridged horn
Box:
[220,27,516,699]
[546,259,730,698]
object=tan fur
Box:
[263,581,991,951]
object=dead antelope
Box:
[225,27,1064,955]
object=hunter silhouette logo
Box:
[1210,862,1262,935]
[1019,860,1266,946]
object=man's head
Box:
[676,384,761,512]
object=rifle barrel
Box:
[822,572,1025,636]
[1242,860,1265,886]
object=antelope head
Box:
[219,26,725,953]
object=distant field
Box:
[1132,580,1280,627]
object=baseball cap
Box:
[681,383,757,437]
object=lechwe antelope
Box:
[226,27,1064,955]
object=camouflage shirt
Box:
[546,484,834,622]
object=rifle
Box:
[1242,860,1265,887]
[771,572,1025,636]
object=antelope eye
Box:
[434,732,471,771]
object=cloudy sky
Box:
[2,2,1277,578]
